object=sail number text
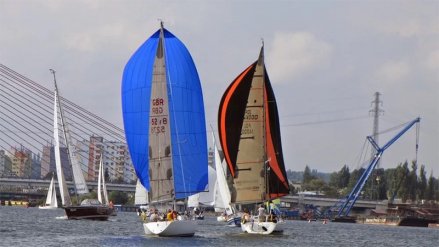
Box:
[244,110,259,120]
[150,98,168,134]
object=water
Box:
[0,206,437,247]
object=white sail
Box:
[134,179,149,205]
[213,134,233,215]
[97,156,109,205]
[63,124,89,195]
[51,177,58,208]
[53,78,89,195]
[45,176,54,205]
[44,175,58,207]
[198,166,217,206]
[102,162,109,205]
[187,193,200,208]
[54,88,72,207]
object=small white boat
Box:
[241,216,284,234]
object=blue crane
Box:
[334,117,420,218]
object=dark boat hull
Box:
[64,206,113,220]
[331,216,357,223]
[398,216,438,227]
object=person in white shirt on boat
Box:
[150,209,159,222]
[258,204,266,222]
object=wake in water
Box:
[55,215,67,220]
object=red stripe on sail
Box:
[264,87,289,193]
[220,65,254,177]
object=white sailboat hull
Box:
[38,205,58,210]
[143,219,196,237]
[241,220,283,235]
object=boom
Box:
[335,117,420,217]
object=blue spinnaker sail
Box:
[122,28,208,200]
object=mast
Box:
[51,69,89,205]
[260,41,270,202]
[50,69,72,206]
[160,21,178,207]
[148,21,175,206]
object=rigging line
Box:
[0,69,54,105]
[0,122,55,176]
[375,121,411,136]
[354,138,368,168]
[282,115,369,127]
[61,102,126,140]
[9,75,124,140]
[0,83,53,128]
[0,98,52,142]
[0,78,53,120]
[0,73,123,140]
[0,73,122,144]
[1,64,124,132]
[62,112,125,143]
[0,139,54,177]
[0,74,123,140]
[0,107,99,180]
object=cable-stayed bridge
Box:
[0,64,136,198]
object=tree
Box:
[398,161,410,202]
[426,172,436,201]
[109,191,128,204]
[408,161,418,201]
[418,164,427,200]
[302,165,315,184]
[347,168,365,193]
[338,165,350,189]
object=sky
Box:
[1,0,438,176]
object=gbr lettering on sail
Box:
[150,97,168,134]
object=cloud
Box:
[267,32,332,84]
[425,49,439,71]
[375,60,410,85]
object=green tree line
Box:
[291,162,439,204]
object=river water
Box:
[0,206,437,247]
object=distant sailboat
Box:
[49,69,113,220]
[39,174,58,209]
[218,44,290,234]
[211,132,238,224]
[187,165,217,220]
[122,22,208,237]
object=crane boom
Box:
[336,117,420,217]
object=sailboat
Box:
[49,69,113,220]
[217,44,290,234]
[122,22,208,237]
[39,173,58,209]
[211,133,239,224]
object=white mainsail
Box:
[97,156,109,205]
[53,86,72,207]
[52,72,89,195]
